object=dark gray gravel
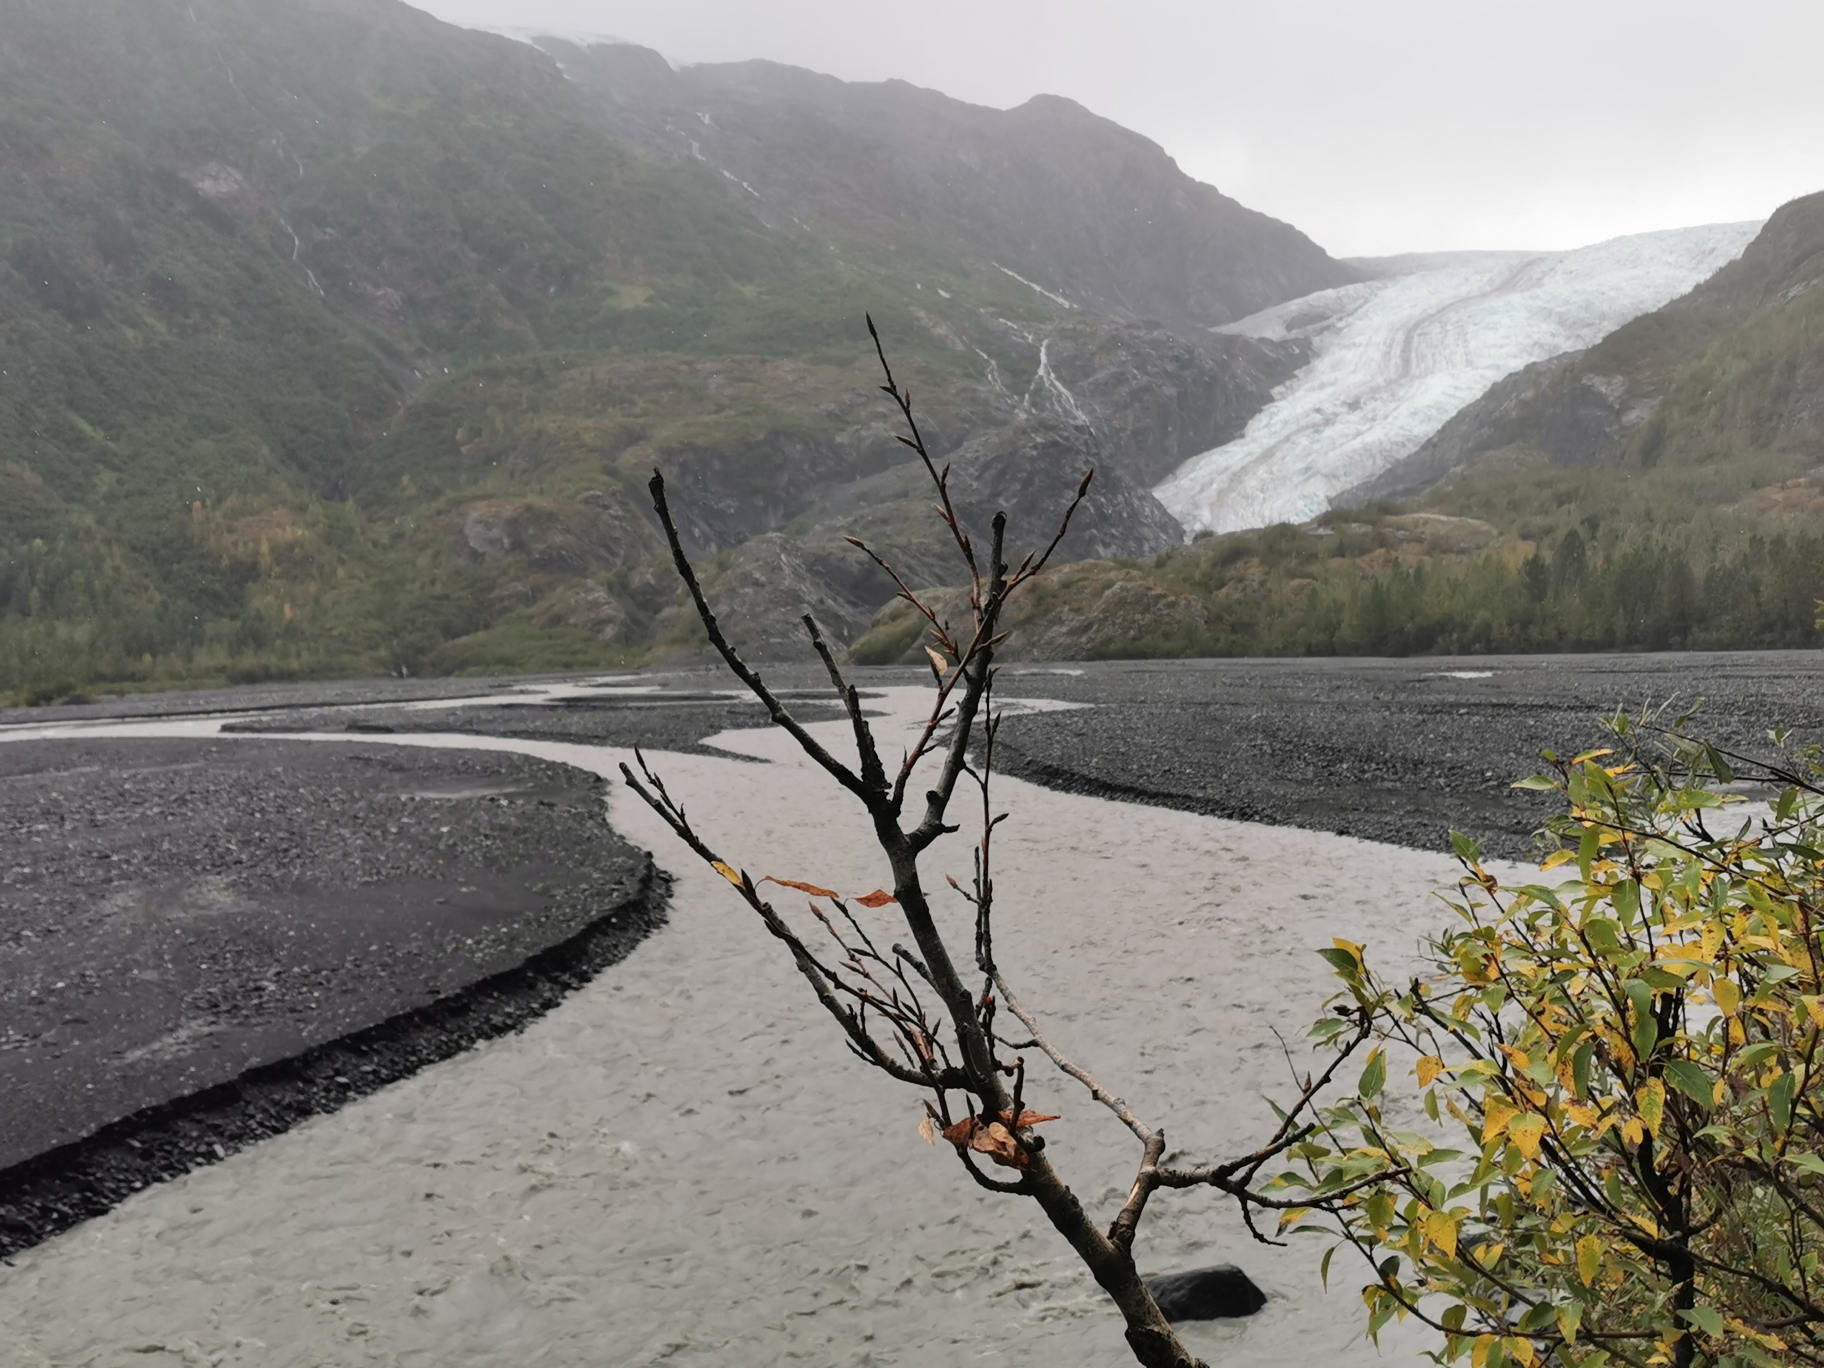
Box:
[0,736,659,1253]
[219,688,845,755]
[990,652,1824,859]
[0,737,651,1166]
[7,650,1821,1256]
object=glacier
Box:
[1153,222,1763,535]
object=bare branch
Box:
[646,471,882,807]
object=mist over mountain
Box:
[0,0,1813,692]
[528,37,1357,338]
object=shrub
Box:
[1281,712,1824,1367]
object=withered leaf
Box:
[854,889,898,908]
[917,1114,938,1146]
[939,1116,1030,1169]
[974,1121,1027,1169]
[1000,1110,1060,1129]
[761,875,841,900]
[925,645,949,676]
[711,861,745,889]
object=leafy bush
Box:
[1282,713,1824,1368]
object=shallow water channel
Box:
[0,683,1457,1366]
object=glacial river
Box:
[0,685,1457,1366]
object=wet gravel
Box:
[0,737,658,1254]
[7,651,1822,1257]
[990,653,1824,860]
[220,690,845,755]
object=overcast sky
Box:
[413,0,1823,258]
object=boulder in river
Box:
[1145,1264,1268,1320]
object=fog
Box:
[410,0,1823,258]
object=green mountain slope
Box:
[0,0,1349,694]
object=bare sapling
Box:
[621,318,1385,1368]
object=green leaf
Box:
[1316,947,1361,979]
[1625,979,1658,1061]
[1360,1049,1387,1100]
[1679,1305,1726,1337]
[1612,879,1641,924]
[1450,830,1483,862]
[1736,1041,1779,1069]
[1578,825,1600,880]
[1512,775,1558,791]
[1320,1245,1334,1290]
[1771,1071,1797,1130]
[1584,918,1622,955]
[1662,1060,1714,1110]
[1572,1042,1594,1099]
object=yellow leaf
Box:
[1507,1113,1547,1159]
[1276,1206,1314,1233]
[1506,1335,1539,1367]
[1417,1055,1445,1089]
[1576,1234,1603,1286]
[1714,978,1742,1016]
[1471,1333,1497,1368]
[1332,937,1365,968]
[712,861,745,889]
[1805,995,1824,1030]
[1541,849,1576,870]
[1482,1096,1521,1143]
[1623,1116,1645,1148]
[1423,1208,1460,1259]
[1636,1079,1665,1138]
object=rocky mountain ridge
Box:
[523,38,1358,338]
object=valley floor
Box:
[0,652,1817,1364]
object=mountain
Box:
[1351,192,1824,507]
[842,195,1824,665]
[518,38,1356,338]
[0,0,1350,692]
[1154,223,1761,533]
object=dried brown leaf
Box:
[854,889,898,908]
[917,1114,938,1146]
[942,1117,977,1146]
[761,875,841,900]
[1000,1110,1060,1129]
[939,1116,1030,1169]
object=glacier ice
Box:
[1154,222,1763,535]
